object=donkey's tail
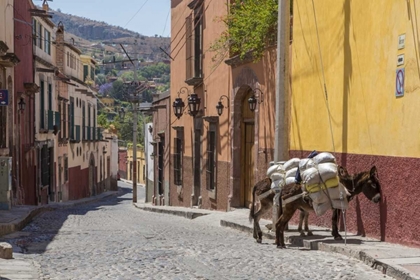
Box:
[249,184,257,223]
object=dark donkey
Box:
[249,166,381,244]
[274,166,381,248]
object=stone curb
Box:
[133,205,209,220]
[0,190,121,238]
[219,219,419,280]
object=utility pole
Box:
[273,0,291,226]
[120,44,140,203]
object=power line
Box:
[124,0,150,28]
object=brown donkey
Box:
[274,166,381,248]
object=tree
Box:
[211,0,279,63]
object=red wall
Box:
[290,150,420,248]
[14,0,36,205]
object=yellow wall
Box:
[291,0,420,157]
[126,147,146,185]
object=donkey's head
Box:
[359,166,381,203]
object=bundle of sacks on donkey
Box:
[266,152,350,216]
[299,152,350,216]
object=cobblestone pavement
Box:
[1,182,392,280]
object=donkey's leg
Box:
[298,210,305,236]
[304,211,313,236]
[254,199,272,243]
[331,209,343,240]
[275,209,295,249]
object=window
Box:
[83,65,88,81]
[38,22,43,50]
[67,52,69,67]
[185,0,203,85]
[90,66,95,81]
[32,19,37,46]
[64,156,68,182]
[48,84,52,111]
[206,124,217,191]
[44,29,51,55]
[82,101,85,140]
[70,98,74,140]
[174,134,183,185]
[41,144,50,186]
[40,80,45,130]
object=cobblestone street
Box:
[1,182,392,280]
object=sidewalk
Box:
[134,202,420,280]
[0,190,120,279]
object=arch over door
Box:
[241,89,255,208]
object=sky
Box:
[44,0,171,37]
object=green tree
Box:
[211,0,279,63]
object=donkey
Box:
[249,166,380,244]
[274,166,381,248]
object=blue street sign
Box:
[0,89,9,106]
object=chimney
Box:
[55,22,65,72]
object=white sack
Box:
[313,152,336,165]
[283,158,300,171]
[286,167,298,178]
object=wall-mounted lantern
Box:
[173,87,201,119]
[216,95,229,116]
[18,97,26,112]
[247,88,264,112]
[148,125,153,134]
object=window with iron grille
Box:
[70,98,74,140]
[174,136,183,185]
[185,0,203,85]
[44,29,51,55]
[206,129,216,190]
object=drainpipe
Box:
[273,0,291,227]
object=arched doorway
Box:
[241,89,255,207]
[89,153,95,196]
[229,67,259,209]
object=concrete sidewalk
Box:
[134,202,420,280]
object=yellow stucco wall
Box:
[126,147,146,185]
[291,0,420,157]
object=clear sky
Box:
[45,0,171,37]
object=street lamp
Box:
[247,88,263,112]
[216,95,229,116]
[173,87,201,119]
[18,97,26,112]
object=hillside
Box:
[49,9,171,62]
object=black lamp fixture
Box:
[119,107,125,119]
[247,88,264,112]
[148,125,153,134]
[173,87,201,119]
[18,97,26,112]
[216,95,229,116]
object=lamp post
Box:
[173,87,201,119]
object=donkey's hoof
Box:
[276,245,286,249]
[334,236,343,241]
[307,231,314,236]
[256,239,262,244]
[299,232,306,236]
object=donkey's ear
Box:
[370,165,377,176]
[338,165,349,177]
